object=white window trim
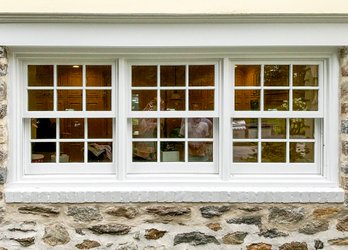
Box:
[5,48,343,203]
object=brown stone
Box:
[336,216,348,231]
[75,240,101,249]
[10,237,35,247]
[206,222,222,231]
[222,232,247,244]
[145,228,167,240]
[247,243,272,250]
[279,242,308,250]
[18,205,60,217]
[328,237,348,245]
[313,207,340,219]
[89,223,130,235]
[146,206,191,216]
[298,220,329,235]
[105,206,138,219]
[0,247,8,250]
[42,223,70,246]
[268,207,305,224]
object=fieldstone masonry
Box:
[0,46,347,249]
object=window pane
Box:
[233,142,258,162]
[160,65,185,87]
[86,90,111,111]
[60,118,84,139]
[290,142,314,163]
[28,65,53,86]
[31,118,56,139]
[186,118,213,139]
[57,65,82,86]
[189,65,214,86]
[261,142,286,162]
[58,90,82,111]
[132,90,157,111]
[235,65,261,86]
[28,90,53,111]
[233,118,258,139]
[60,142,84,162]
[189,90,214,110]
[133,142,157,162]
[188,142,213,162]
[264,90,289,111]
[86,65,111,86]
[161,90,185,111]
[264,65,289,86]
[293,65,318,86]
[160,118,183,138]
[160,142,185,162]
[31,142,56,163]
[261,119,286,139]
[293,90,318,111]
[88,142,112,162]
[132,66,157,87]
[290,118,315,139]
[132,118,157,138]
[88,118,112,139]
[235,90,260,111]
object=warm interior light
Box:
[72,65,80,68]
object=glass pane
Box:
[160,66,185,87]
[186,118,213,139]
[264,90,289,111]
[132,118,157,138]
[60,118,84,139]
[133,142,157,162]
[132,90,157,111]
[293,90,318,111]
[189,90,214,110]
[132,66,157,87]
[261,142,286,162]
[88,118,112,139]
[161,90,185,111]
[28,65,53,86]
[261,119,286,139]
[57,65,82,86]
[189,65,214,86]
[160,118,183,138]
[233,142,258,162]
[188,142,213,162]
[160,142,185,162]
[264,65,289,86]
[86,65,111,86]
[235,90,260,111]
[86,90,111,111]
[60,142,84,162]
[88,142,112,162]
[31,118,56,139]
[293,65,318,86]
[58,90,82,111]
[31,142,56,163]
[235,65,261,86]
[290,118,315,139]
[290,142,314,163]
[28,90,53,111]
[233,118,258,139]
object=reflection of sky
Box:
[233,145,256,160]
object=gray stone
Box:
[343,141,348,155]
[144,246,166,250]
[258,228,288,238]
[226,215,262,226]
[10,237,35,247]
[8,227,36,232]
[18,205,60,217]
[279,242,308,250]
[75,228,85,235]
[239,207,262,212]
[105,206,138,219]
[146,206,191,216]
[0,207,5,223]
[268,207,305,224]
[200,205,230,218]
[116,242,138,250]
[0,47,7,58]
[173,231,219,246]
[0,147,7,163]
[67,206,102,222]
[89,223,130,235]
[342,120,348,134]
[222,231,247,244]
[328,237,348,245]
[298,220,329,235]
[145,228,167,240]
[0,79,6,102]
[0,167,6,184]
[0,63,7,76]
[42,223,70,246]
[314,239,324,249]
[0,104,6,119]
[336,215,348,231]
[75,239,101,249]
[247,243,272,250]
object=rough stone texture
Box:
[206,222,222,231]
[298,220,329,235]
[222,231,248,244]
[312,207,340,219]
[0,167,6,184]
[173,232,219,246]
[42,223,70,246]
[18,205,60,217]
[279,242,308,250]
[145,228,167,240]
[247,243,272,250]
[116,242,138,250]
[268,207,305,224]
[226,215,262,226]
[314,240,324,249]
[10,237,35,247]
[239,206,262,212]
[89,223,130,235]
[258,228,289,238]
[199,205,230,218]
[328,237,348,245]
[67,206,102,222]
[337,215,348,231]
[75,239,101,249]
[146,206,191,216]
[105,206,138,219]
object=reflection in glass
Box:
[132,90,157,111]
[189,90,214,110]
[189,65,214,86]
[133,141,157,162]
[264,90,289,111]
[57,65,82,86]
[233,142,258,162]
[293,65,318,86]
[88,118,112,139]
[58,90,82,111]
[160,66,185,86]
[290,142,314,163]
[261,119,286,139]
[264,65,289,86]
[86,65,112,86]
[160,142,185,162]
[290,118,315,139]
[28,90,53,111]
[31,142,56,163]
[86,90,111,111]
[235,65,261,86]
[60,142,84,162]
[88,142,112,162]
[261,142,286,162]
[293,90,318,111]
[132,66,157,87]
[161,90,185,111]
[188,142,213,162]
[132,118,157,138]
[31,118,56,139]
[60,118,84,139]
[235,90,260,111]
[28,65,53,86]
[160,118,183,138]
[185,118,213,139]
[233,118,258,139]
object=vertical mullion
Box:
[157,65,160,162]
[260,64,264,112]
[286,118,290,163]
[185,118,188,162]
[258,118,262,163]
[186,64,189,111]
[157,118,160,163]
[54,64,57,111]
[84,118,88,163]
[289,64,293,111]
[83,65,86,112]
[56,118,60,163]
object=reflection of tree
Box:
[290,143,311,162]
[290,118,309,138]
[262,142,285,162]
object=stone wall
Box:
[0,46,348,249]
